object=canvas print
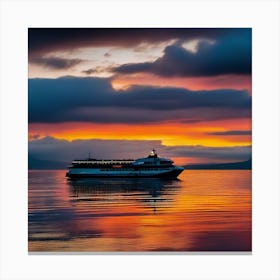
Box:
[28,28,252,252]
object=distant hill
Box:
[184,159,252,170]
[28,156,68,170]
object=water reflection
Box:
[29,170,252,252]
[67,178,181,214]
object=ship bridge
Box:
[133,149,173,166]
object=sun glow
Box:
[29,119,251,147]
[111,73,252,93]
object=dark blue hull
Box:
[66,168,183,179]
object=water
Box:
[28,170,251,252]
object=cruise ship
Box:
[66,149,184,179]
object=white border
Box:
[1,0,279,279]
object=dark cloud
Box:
[82,67,109,75]
[29,137,162,162]
[29,137,251,163]
[113,30,251,77]
[28,76,251,123]
[208,130,251,136]
[30,56,83,69]
[164,145,251,161]
[123,85,251,109]
[29,28,236,57]
[82,68,98,75]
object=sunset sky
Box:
[28,28,252,165]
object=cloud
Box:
[82,68,96,75]
[82,66,110,75]
[28,76,251,123]
[30,56,83,69]
[208,130,251,136]
[164,145,251,160]
[29,133,41,140]
[29,28,237,57]
[29,137,252,163]
[29,137,162,162]
[113,30,251,77]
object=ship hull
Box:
[66,167,184,179]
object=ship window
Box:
[160,161,170,164]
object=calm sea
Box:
[28,170,251,252]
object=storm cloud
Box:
[28,76,251,123]
[113,30,251,77]
[28,28,238,57]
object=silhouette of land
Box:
[184,159,251,170]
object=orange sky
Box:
[29,118,251,147]
[111,73,252,93]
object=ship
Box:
[66,149,184,179]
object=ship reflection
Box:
[67,178,182,214]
